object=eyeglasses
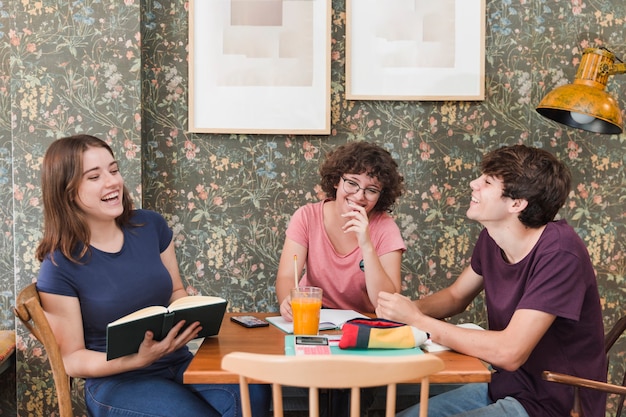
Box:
[341,177,381,201]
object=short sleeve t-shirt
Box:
[471,220,606,417]
[37,209,176,355]
[286,200,406,313]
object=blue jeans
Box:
[85,354,271,417]
[397,384,529,417]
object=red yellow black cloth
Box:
[338,318,424,349]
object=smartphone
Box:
[230,315,269,328]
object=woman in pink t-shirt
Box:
[276,141,407,319]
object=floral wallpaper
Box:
[1,0,624,415]
[7,1,142,416]
[0,1,15,414]
[0,0,12,331]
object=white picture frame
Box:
[189,0,331,134]
[346,0,485,101]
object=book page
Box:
[168,295,226,311]
[109,306,168,326]
[319,309,368,329]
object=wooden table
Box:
[184,313,491,385]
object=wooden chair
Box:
[542,315,626,417]
[0,330,16,375]
[222,352,445,417]
[14,283,74,417]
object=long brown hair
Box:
[35,135,134,264]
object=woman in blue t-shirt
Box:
[35,134,270,417]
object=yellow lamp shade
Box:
[536,83,623,134]
[536,47,625,135]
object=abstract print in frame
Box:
[189,0,331,134]
[346,0,485,101]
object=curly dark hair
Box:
[480,144,571,228]
[318,141,404,213]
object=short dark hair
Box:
[480,144,571,228]
[319,141,404,213]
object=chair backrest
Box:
[14,283,74,417]
[222,352,445,417]
[543,314,626,417]
[606,316,626,417]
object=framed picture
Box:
[346,0,485,101]
[188,0,331,134]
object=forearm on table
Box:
[422,318,491,357]
[424,319,538,372]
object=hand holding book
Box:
[105,295,227,360]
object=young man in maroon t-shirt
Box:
[377,144,606,417]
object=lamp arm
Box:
[609,62,626,75]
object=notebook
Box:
[266,309,368,334]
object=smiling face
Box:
[336,172,382,214]
[75,146,125,225]
[466,174,513,225]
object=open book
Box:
[266,309,368,334]
[106,295,227,360]
[420,322,485,352]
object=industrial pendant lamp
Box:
[536,47,626,134]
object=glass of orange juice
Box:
[290,286,323,335]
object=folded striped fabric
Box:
[338,318,427,349]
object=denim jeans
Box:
[396,384,529,417]
[85,354,271,417]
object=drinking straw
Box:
[293,255,299,290]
